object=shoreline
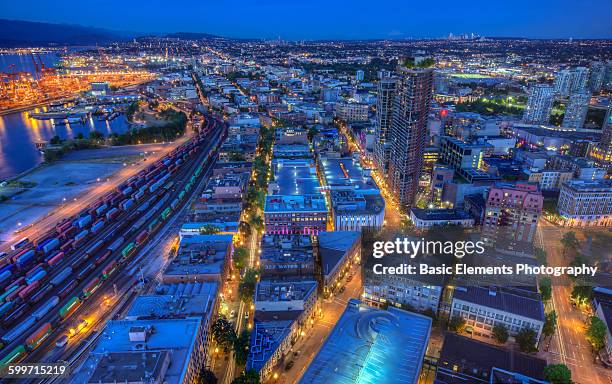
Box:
[0,97,75,116]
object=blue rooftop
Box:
[300,299,431,384]
[76,318,202,384]
[320,157,380,195]
[273,159,322,196]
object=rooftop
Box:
[86,351,170,384]
[126,282,218,320]
[436,333,547,383]
[453,286,545,322]
[79,317,201,384]
[562,179,612,191]
[260,234,315,269]
[299,299,431,384]
[320,157,380,194]
[272,159,321,196]
[318,231,361,277]
[247,320,294,373]
[163,235,232,278]
[410,208,473,222]
[264,194,327,213]
[255,280,318,303]
[330,190,385,215]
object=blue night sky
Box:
[2,0,611,40]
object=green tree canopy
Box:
[561,231,579,254]
[198,368,218,384]
[231,370,260,384]
[540,277,552,302]
[238,268,259,303]
[544,364,573,384]
[233,330,251,366]
[211,316,236,353]
[233,247,249,271]
[492,324,509,344]
[448,315,466,333]
[199,224,220,235]
[542,311,557,340]
[515,328,538,353]
[571,285,593,306]
[586,316,607,351]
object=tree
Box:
[586,316,607,351]
[307,126,319,141]
[89,130,104,141]
[238,268,259,303]
[199,224,220,235]
[448,315,466,333]
[571,285,593,306]
[544,364,573,384]
[534,247,548,266]
[540,277,552,302]
[198,369,218,384]
[211,316,236,352]
[248,215,264,233]
[231,370,260,384]
[515,328,538,353]
[75,132,84,140]
[542,311,557,340]
[233,330,251,366]
[492,324,509,344]
[233,247,249,270]
[126,101,140,121]
[561,231,579,256]
[50,135,62,145]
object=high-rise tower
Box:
[562,92,590,129]
[387,59,434,210]
[523,84,554,125]
[374,78,397,174]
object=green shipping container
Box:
[59,296,81,318]
[0,285,19,302]
[0,345,26,366]
[161,208,172,220]
[121,243,136,258]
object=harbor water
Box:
[0,109,132,180]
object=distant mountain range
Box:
[0,19,220,47]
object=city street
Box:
[269,261,363,384]
[536,219,612,384]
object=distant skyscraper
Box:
[553,69,573,96]
[356,69,365,82]
[562,92,590,129]
[589,61,607,92]
[523,84,554,125]
[571,67,589,93]
[374,78,397,173]
[606,61,612,91]
[387,61,434,210]
[590,104,612,165]
[602,104,612,150]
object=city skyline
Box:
[0,5,610,383]
[1,0,611,40]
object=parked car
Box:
[56,335,68,348]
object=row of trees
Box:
[211,316,251,366]
[215,123,276,384]
[43,133,103,162]
[110,109,187,146]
